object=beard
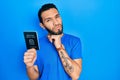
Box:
[45,25,63,35]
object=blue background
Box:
[0,0,120,80]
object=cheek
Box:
[44,23,53,30]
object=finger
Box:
[25,63,34,67]
[27,48,36,53]
[24,52,35,56]
[24,55,34,60]
[24,58,33,63]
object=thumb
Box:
[32,52,37,65]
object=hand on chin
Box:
[48,34,63,48]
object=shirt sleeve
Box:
[70,38,82,60]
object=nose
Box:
[53,19,59,26]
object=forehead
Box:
[41,8,59,19]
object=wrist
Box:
[56,44,65,51]
[55,44,62,49]
[26,65,34,69]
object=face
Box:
[40,8,63,35]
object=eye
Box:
[45,19,51,22]
[46,19,50,22]
[56,14,60,18]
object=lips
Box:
[55,25,61,30]
[56,26,60,30]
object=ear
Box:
[40,23,45,29]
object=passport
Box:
[23,32,39,50]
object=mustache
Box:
[54,24,61,28]
[53,24,62,30]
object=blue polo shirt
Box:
[35,33,82,80]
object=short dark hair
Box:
[38,3,58,23]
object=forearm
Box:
[27,66,39,80]
[57,48,81,80]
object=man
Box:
[24,3,82,80]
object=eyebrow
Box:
[55,13,60,17]
[44,13,60,22]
